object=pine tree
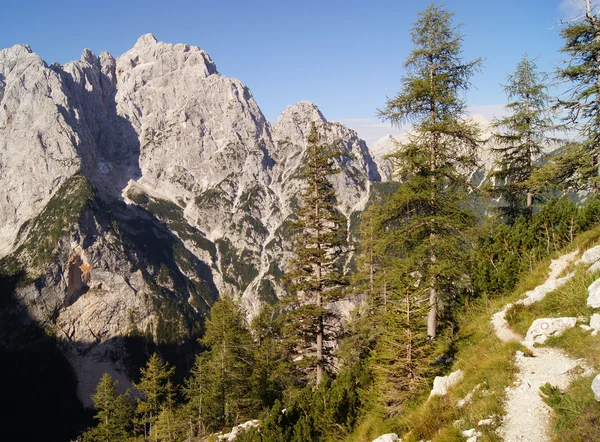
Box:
[377,3,482,339]
[186,296,254,431]
[135,353,175,440]
[283,122,348,386]
[83,373,134,442]
[490,55,556,221]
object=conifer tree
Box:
[539,0,600,189]
[283,122,347,386]
[377,3,482,339]
[84,373,134,442]
[249,303,287,409]
[490,55,556,221]
[135,353,175,440]
[186,296,254,431]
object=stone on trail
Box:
[524,317,577,345]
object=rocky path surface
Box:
[493,251,582,442]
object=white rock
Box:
[477,418,493,426]
[580,245,600,264]
[593,375,600,401]
[372,434,400,442]
[429,369,464,398]
[461,428,480,437]
[588,279,600,308]
[524,317,577,345]
[590,314,600,331]
[588,260,600,274]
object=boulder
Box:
[592,375,600,401]
[372,434,400,442]
[429,369,464,398]
[588,279,600,308]
[580,245,600,265]
[524,317,577,345]
[590,314,600,332]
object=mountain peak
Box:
[135,33,158,48]
[275,101,327,127]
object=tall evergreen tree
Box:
[83,373,134,442]
[186,296,254,431]
[249,303,287,410]
[541,0,600,189]
[135,353,175,440]
[490,55,556,221]
[377,3,482,339]
[283,122,348,386]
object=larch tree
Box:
[490,55,556,221]
[135,353,175,440]
[539,0,600,189]
[84,373,134,442]
[283,122,347,386]
[376,3,482,340]
[187,296,254,431]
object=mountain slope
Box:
[0,34,380,410]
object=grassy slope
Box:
[348,226,600,442]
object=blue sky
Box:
[0,0,590,143]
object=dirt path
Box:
[493,251,582,442]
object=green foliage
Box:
[249,304,289,411]
[83,373,134,442]
[490,55,557,221]
[12,173,95,270]
[283,122,348,385]
[186,296,255,431]
[127,189,217,261]
[472,196,600,297]
[556,4,600,186]
[541,377,600,442]
[216,238,259,291]
[134,353,176,438]
[538,3,600,191]
[375,3,482,341]
[255,362,372,442]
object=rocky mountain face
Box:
[0,34,379,410]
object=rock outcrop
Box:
[524,317,577,345]
[429,369,464,398]
[0,35,380,406]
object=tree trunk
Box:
[316,290,323,385]
[427,277,437,340]
[314,150,324,386]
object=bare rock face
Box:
[0,35,381,407]
[0,44,81,256]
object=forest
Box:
[78,2,600,441]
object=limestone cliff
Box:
[0,34,379,406]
